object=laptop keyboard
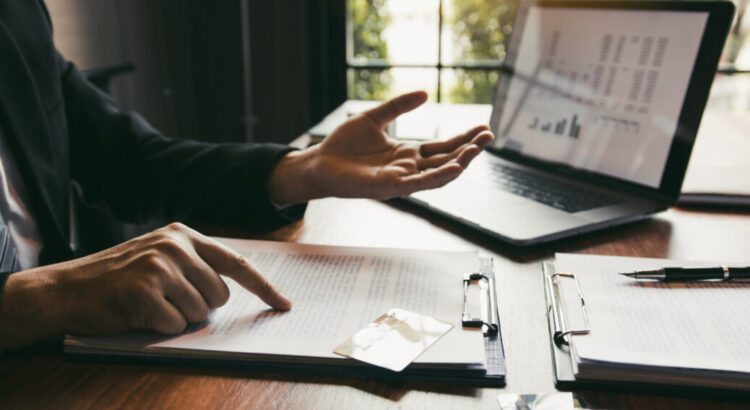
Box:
[487,163,622,213]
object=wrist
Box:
[0,268,68,349]
[268,146,322,206]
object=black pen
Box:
[620,266,750,281]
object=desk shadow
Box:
[576,389,750,408]
[118,363,481,402]
[676,203,750,215]
[627,280,750,289]
[385,199,673,262]
[2,336,65,357]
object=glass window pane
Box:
[708,73,750,111]
[348,0,440,65]
[441,0,519,65]
[722,0,750,69]
[348,0,391,62]
[348,68,438,101]
[347,68,393,100]
[441,68,500,104]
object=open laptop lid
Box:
[488,0,734,202]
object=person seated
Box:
[0,1,493,349]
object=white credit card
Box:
[333,308,453,372]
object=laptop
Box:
[407,0,734,246]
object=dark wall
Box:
[48,0,246,143]
[120,1,247,143]
[47,0,346,145]
[246,1,311,143]
[246,0,346,144]
[44,0,347,249]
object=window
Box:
[346,0,518,103]
[347,0,750,110]
[711,0,750,111]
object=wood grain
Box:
[2,198,749,409]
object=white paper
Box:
[682,109,750,196]
[68,239,486,367]
[554,253,750,374]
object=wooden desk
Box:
[1,198,749,408]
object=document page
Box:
[68,239,486,366]
[682,109,750,196]
[554,253,750,374]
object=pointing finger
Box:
[363,91,428,129]
[229,258,292,311]
[187,232,292,311]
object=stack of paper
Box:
[66,239,487,373]
[550,253,750,390]
[680,109,750,206]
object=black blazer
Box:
[0,1,305,265]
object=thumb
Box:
[363,90,428,129]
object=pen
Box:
[620,266,750,281]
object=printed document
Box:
[66,239,486,367]
[553,253,750,383]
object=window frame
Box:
[345,0,505,102]
[345,0,750,104]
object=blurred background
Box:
[47,0,750,146]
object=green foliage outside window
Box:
[447,0,519,103]
[347,0,521,103]
[724,0,749,66]
[348,0,392,100]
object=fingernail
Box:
[278,293,293,310]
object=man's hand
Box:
[0,223,290,349]
[269,91,494,205]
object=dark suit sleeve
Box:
[59,54,306,230]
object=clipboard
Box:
[456,257,507,386]
[68,258,505,386]
[542,260,750,399]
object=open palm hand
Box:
[269,91,494,204]
[310,91,494,199]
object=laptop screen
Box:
[491,4,709,189]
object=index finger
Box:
[186,230,292,311]
[363,90,428,129]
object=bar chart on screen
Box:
[528,114,581,138]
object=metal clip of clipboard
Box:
[462,258,499,335]
[545,270,590,346]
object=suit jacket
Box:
[0,1,305,266]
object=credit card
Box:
[333,308,453,372]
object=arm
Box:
[0,55,302,349]
[0,91,492,349]
[0,223,291,350]
[60,53,304,231]
[0,5,492,350]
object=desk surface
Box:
[1,197,749,408]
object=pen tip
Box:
[620,272,636,277]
